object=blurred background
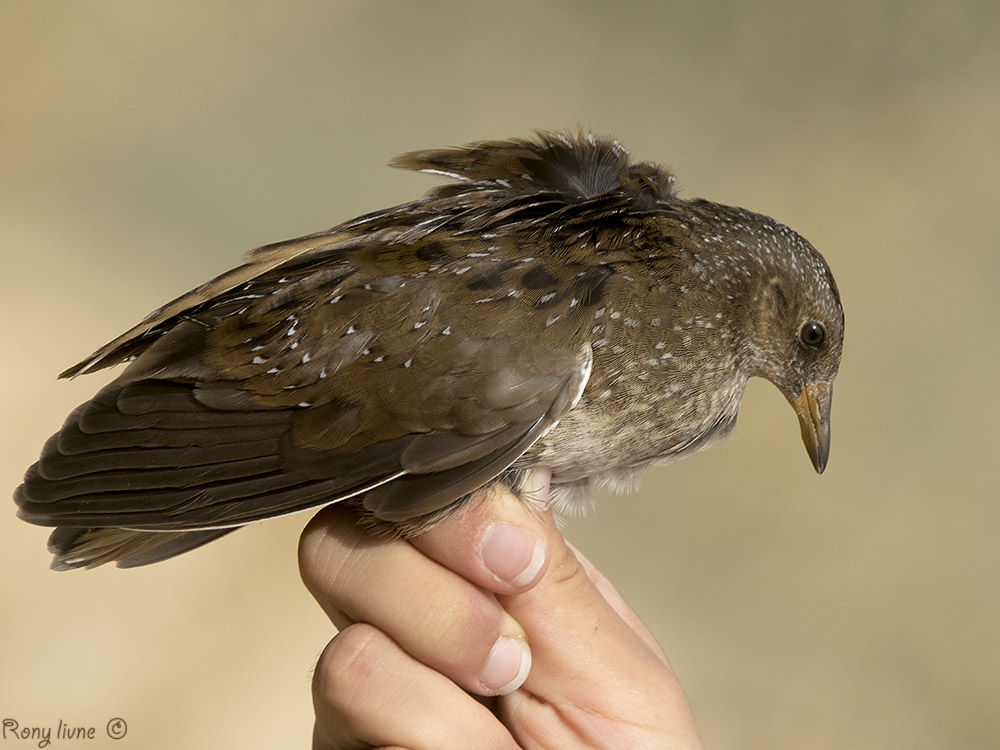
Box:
[2,2,997,748]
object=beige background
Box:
[2,2,997,748]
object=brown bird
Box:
[14,132,843,569]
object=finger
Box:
[299,505,531,696]
[503,510,663,694]
[408,469,552,596]
[497,507,700,745]
[312,623,521,750]
[566,541,667,663]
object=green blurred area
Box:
[1,2,997,748]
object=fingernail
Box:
[481,634,532,695]
[482,523,546,587]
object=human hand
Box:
[299,471,703,749]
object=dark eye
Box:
[800,320,826,348]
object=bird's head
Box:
[739,218,844,474]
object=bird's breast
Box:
[517,362,748,483]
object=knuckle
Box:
[546,543,593,596]
[312,623,386,710]
[298,510,369,599]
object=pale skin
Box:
[299,470,704,750]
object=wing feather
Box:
[17,340,590,562]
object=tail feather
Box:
[47,527,239,570]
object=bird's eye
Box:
[800,320,826,348]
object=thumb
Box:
[497,501,670,699]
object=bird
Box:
[14,131,843,570]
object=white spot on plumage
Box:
[418,167,465,181]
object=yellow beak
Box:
[789,381,833,474]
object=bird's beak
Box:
[788,381,833,474]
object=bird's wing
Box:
[60,228,387,378]
[16,231,596,532]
